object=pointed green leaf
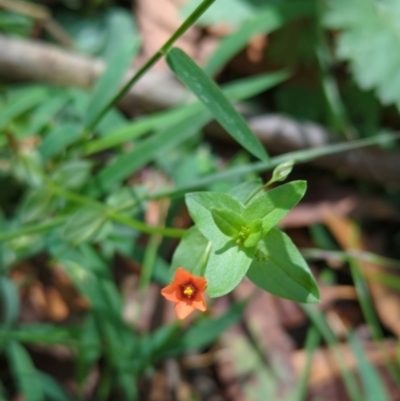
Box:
[167,47,269,161]
[229,180,263,203]
[171,227,211,277]
[247,228,319,303]
[39,123,81,160]
[62,207,107,246]
[249,219,262,233]
[244,181,307,233]
[185,192,252,297]
[211,208,245,238]
[244,231,262,248]
[92,111,210,194]
[7,341,45,401]
[186,192,245,241]
[206,235,254,297]
[0,276,20,327]
[20,188,53,223]
[52,160,92,190]
[38,372,73,401]
[84,42,137,129]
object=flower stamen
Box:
[183,284,195,298]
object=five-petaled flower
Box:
[161,268,207,320]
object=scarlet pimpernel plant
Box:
[162,161,320,319]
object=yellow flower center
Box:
[183,284,195,298]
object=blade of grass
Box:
[84,42,138,130]
[348,332,390,401]
[289,326,320,401]
[349,259,384,340]
[0,87,48,133]
[167,47,269,161]
[302,305,363,401]
[91,110,210,193]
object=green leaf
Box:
[185,192,253,296]
[20,188,53,223]
[39,123,81,160]
[211,208,245,238]
[186,192,245,241]
[247,228,319,303]
[222,70,290,100]
[7,341,45,401]
[167,47,269,161]
[243,222,262,248]
[348,333,390,401]
[171,227,211,276]
[205,1,315,76]
[38,372,73,401]
[27,93,68,135]
[324,0,400,109]
[229,180,263,203]
[0,87,48,132]
[52,160,92,190]
[0,276,20,327]
[85,103,199,155]
[103,7,141,61]
[62,207,107,245]
[243,232,262,248]
[92,111,210,194]
[84,41,137,129]
[244,181,307,233]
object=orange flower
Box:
[161,268,207,320]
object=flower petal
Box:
[192,276,207,292]
[192,294,207,312]
[174,268,193,285]
[161,283,180,302]
[175,301,195,320]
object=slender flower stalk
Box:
[161,268,207,320]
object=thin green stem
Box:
[150,132,400,200]
[139,235,161,291]
[109,211,184,238]
[243,181,268,205]
[48,182,185,238]
[86,0,217,132]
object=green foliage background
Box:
[0,0,399,400]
